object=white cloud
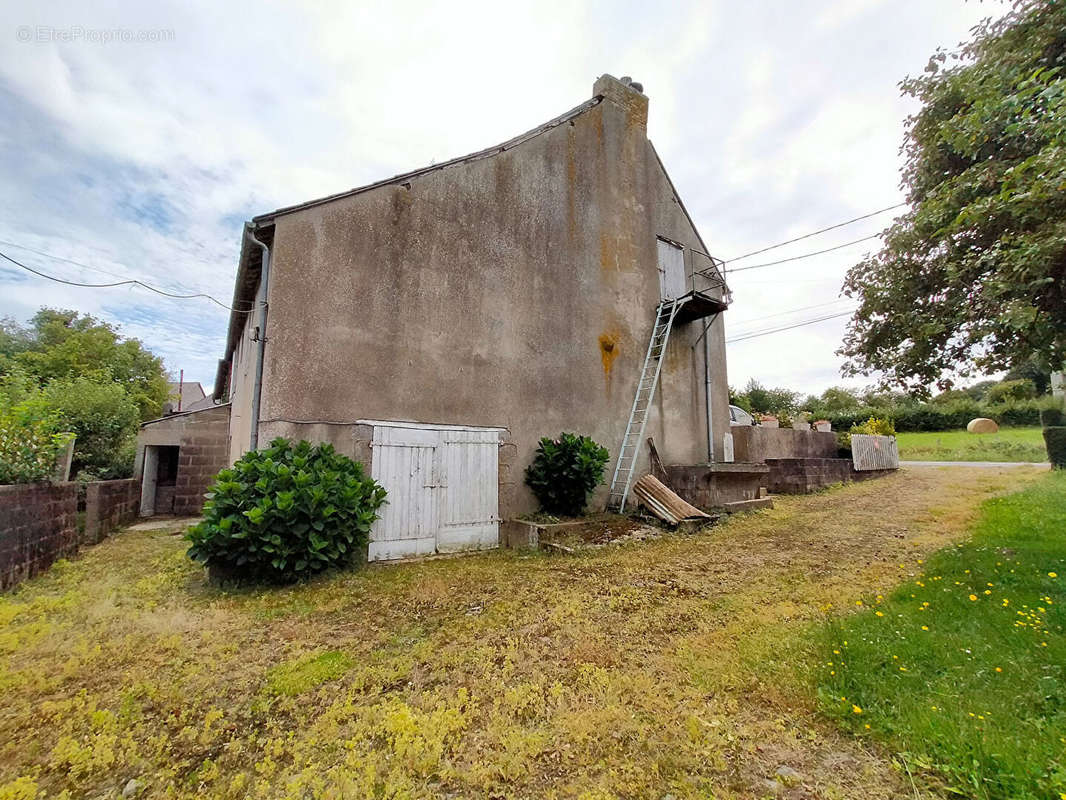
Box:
[0,0,1003,394]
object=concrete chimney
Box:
[593,73,648,130]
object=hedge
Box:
[822,397,1060,433]
[1044,427,1066,469]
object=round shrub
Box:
[524,432,609,517]
[1044,427,1066,469]
[187,438,387,583]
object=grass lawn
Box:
[809,471,1066,799]
[896,426,1047,462]
[0,467,1048,799]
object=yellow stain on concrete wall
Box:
[599,333,620,387]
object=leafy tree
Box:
[1004,353,1052,394]
[42,376,140,479]
[840,1,1066,394]
[7,309,168,421]
[986,378,1038,403]
[738,379,801,415]
[0,308,167,480]
[816,386,862,413]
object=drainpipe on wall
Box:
[704,315,716,462]
[246,224,271,451]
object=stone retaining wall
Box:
[765,458,895,494]
[0,483,78,590]
[83,478,140,545]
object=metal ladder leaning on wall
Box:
[607,296,689,512]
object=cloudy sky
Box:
[0,0,999,395]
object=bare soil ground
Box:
[0,466,1043,799]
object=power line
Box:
[0,248,251,313]
[726,233,882,274]
[728,298,852,330]
[722,203,904,265]
[0,239,147,284]
[726,309,855,343]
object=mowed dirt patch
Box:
[0,467,1042,799]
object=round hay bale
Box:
[967,417,999,434]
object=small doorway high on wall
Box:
[140,445,179,516]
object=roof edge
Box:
[141,401,231,427]
[253,95,605,225]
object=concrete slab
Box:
[719,498,774,513]
[127,517,202,531]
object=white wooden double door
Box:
[367,422,501,561]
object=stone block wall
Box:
[0,483,78,590]
[765,458,896,494]
[663,463,769,509]
[174,421,230,515]
[83,478,140,545]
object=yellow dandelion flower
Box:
[876,611,884,617]
[969,594,978,601]
[995,667,1002,673]
[852,704,862,714]
[864,723,871,729]
[921,625,929,631]
[984,590,991,595]
[1049,572,1058,578]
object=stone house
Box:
[206,74,734,560]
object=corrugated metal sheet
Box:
[632,474,711,525]
[851,434,900,471]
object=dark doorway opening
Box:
[154,445,180,514]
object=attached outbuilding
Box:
[135,404,230,517]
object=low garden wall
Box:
[2,477,142,590]
[0,482,78,590]
[83,478,140,545]
[731,426,838,463]
[765,458,896,494]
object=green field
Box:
[896,426,1048,462]
[810,471,1066,799]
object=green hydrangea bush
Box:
[187,438,387,584]
[524,432,609,517]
